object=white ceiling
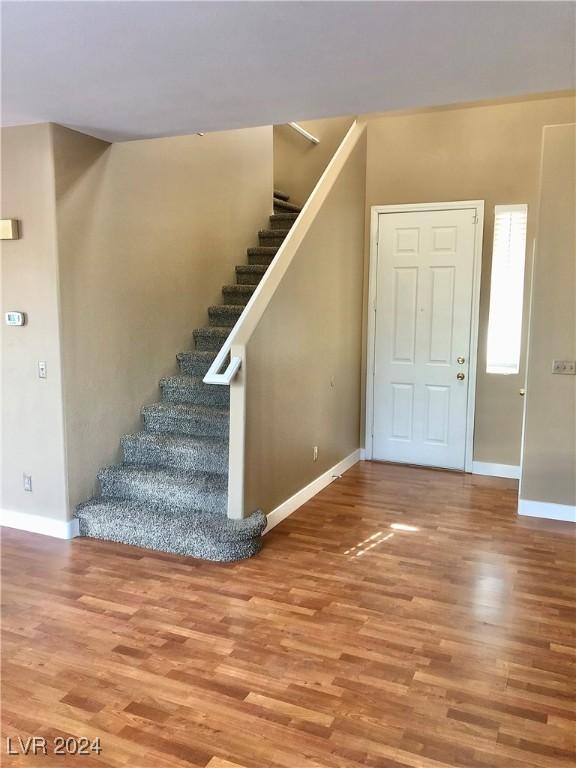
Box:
[1,1,574,142]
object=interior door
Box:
[372,207,478,470]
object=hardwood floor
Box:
[1,461,575,767]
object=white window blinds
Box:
[486,204,528,375]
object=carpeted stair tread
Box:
[247,254,276,267]
[208,305,244,327]
[222,284,256,306]
[258,229,290,246]
[235,265,268,285]
[270,213,298,229]
[98,463,228,513]
[160,374,229,406]
[193,326,231,351]
[176,350,218,376]
[247,246,279,266]
[273,189,290,202]
[247,246,279,256]
[122,431,228,474]
[76,499,266,561]
[273,197,301,213]
[259,228,290,238]
[142,402,229,437]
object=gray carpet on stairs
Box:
[75,193,301,561]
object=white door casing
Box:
[366,202,484,471]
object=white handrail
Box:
[288,122,320,145]
[203,119,366,518]
[203,350,241,385]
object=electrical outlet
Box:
[23,474,32,492]
[313,446,319,462]
[552,360,576,375]
[38,361,47,379]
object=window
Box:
[486,204,528,374]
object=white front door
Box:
[371,206,480,470]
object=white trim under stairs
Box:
[1,508,80,539]
[264,450,361,533]
[518,499,576,523]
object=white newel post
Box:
[227,344,246,519]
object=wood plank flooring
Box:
[1,461,575,767]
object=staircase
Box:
[76,191,301,561]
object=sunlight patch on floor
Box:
[344,531,395,557]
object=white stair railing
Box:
[204,119,366,519]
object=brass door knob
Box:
[456,372,465,381]
[457,356,465,364]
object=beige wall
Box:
[245,133,366,514]
[53,125,273,513]
[363,94,576,466]
[520,124,575,508]
[274,116,355,206]
[1,124,69,520]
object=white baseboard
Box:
[1,508,80,539]
[265,449,361,533]
[518,499,576,523]
[360,448,367,460]
[472,461,521,480]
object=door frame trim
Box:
[365,201,485,472]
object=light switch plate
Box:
[0,219,20,240]
[552,360,576,375]
[38,361,47,379]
